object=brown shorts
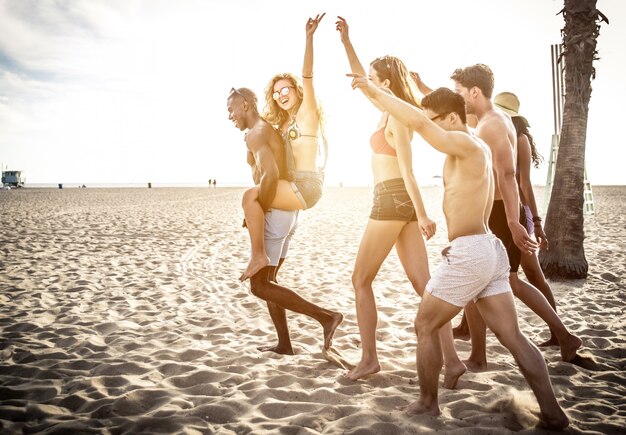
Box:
[369,178,417,222]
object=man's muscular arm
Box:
[478,120,537,254]
[349,73,474,157]
[246,129,279,211]
[247,150,261,185]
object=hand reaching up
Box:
[306,13,325,37]
[335,16,350,43]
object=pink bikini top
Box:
[370,114,396,157]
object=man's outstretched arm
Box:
[348,73,470,157]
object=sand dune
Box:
[0,186,624,434]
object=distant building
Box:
[1,170,25,187]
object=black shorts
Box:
[369,178,417,222]
[488,200,526,273]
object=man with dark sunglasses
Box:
[227,87,343,355]
[348,75,569,430]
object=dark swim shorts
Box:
[369,178,417,222]
[488,200,527,273]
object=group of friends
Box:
[225,14,581,430]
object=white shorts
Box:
[426,233,511,307]
[264,209,298,266]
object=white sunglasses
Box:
[272,86,294,101]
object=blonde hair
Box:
[262,73,325,134]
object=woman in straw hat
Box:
[494,92,558,346]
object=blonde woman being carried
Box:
[240,13,327,281]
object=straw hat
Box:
[494,92,530,127]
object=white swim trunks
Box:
[264,209,298,266]
[426,233,511,307]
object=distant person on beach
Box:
[213,179,216,188]
[348,76,569,429]
[451,65,581,369]
[238,13,328,282]
[227,86,342,355]
[336,17,465,385]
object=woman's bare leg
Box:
[509,274,581,362]
[240,186,268,281]
[240,181,305,281]
[345,219,406,381]
[520,253,558,346]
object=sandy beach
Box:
[0,186,624,434]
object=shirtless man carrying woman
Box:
[240,13,327,281]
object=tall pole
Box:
[545,44,565,209]
[545,43,594,215]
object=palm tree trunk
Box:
[539,0,607,279]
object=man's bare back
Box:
[474,109,517,202]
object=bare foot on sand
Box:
[463,358,488,372]
[538,336,559,347]
[538,409,570,430]
[257,345,294,355]
[560,334,583,362]
[323,312,343,350]
[240,254,270,281]
[443,361,466,389]
[343,359,381,381]
[403,399,441,416]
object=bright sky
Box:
[0,0,624,186]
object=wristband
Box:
[302,75,313,79]
[532,216,542,223]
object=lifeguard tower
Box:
[1,170,25,188]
